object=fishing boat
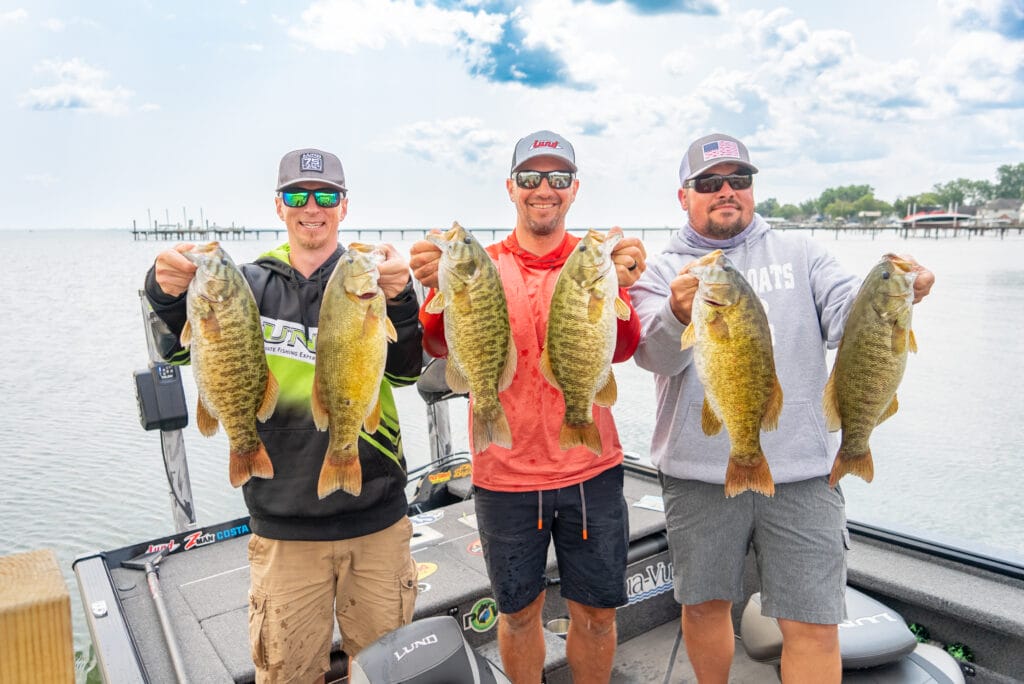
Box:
[72,300,1024,683]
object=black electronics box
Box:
[134,363,189,431]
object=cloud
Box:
[288,0,504,53]
[287,0,585,88]
[287,0,729,89]
[1,8,28,26]
[940,0,1024,39]
[581,0,722,16]
[932,32,1024,107]
[18,58,134,115]
[24,173,58,186]
[389,117,507,166]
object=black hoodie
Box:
[144,243,423,540]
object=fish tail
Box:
[318,447,363,499]
[828,449,874,488]
[724,455,775,498]
[229,442,274,488]
[559,421,603,456]
[471,402,513,453]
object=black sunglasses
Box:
[685,174,753,194]
[513,170,575,190]
[278,188,345,208]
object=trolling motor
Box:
[350,615,511,684]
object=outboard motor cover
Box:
[350,615,511,684]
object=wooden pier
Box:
[131,225,287,241]
[131,223,1024,243]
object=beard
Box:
[525,216,561,236]
[701,202,749,239]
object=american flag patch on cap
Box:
[702,140,740,161]
[300,152,324,172]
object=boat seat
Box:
[740,587,964,682]
[350,615,511,684]
[416,357,468,405]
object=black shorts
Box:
[473,465,629,614]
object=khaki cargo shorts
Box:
[247,517,418,683]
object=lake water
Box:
[1,227,1022,676]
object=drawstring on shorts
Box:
[579,482,588,541]
[536,484,589,540]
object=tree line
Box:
[755,162,1024,221]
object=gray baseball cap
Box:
[276,148,347,192]
[510,130,577,174]
[679,133,758,184]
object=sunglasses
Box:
[685,174,753,194]
[279,188,345,208]
[513,170,575,190]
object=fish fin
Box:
[229,442,274,488]
[724,456,775,498]
[363,398,382,434]
[424,291,447,314]
[498,339,518,392]
[761,376,784,432]
[196,398,219,437]
[701,399,722,436]
[828,448,874,488]
[539,346,560,389]
[876,394,899,425]
[471,404,513,453]
[680,323,696,350]
[822,365,841,432]
[362,307,381,338]
[310,375,329,431]
[385,316,398,343]
[180,320,193,347]
[892,325,908,355]
[318,447,363,499]
[587,292,604,323]
[706,314,730,340]
[257,370,279,422]
[594,369,617,407]
[559,422,603,455]
[908,328,918,354]
[200,309,221,336]
[614,296,631,321]
[444,358,471,394]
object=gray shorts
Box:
[660,474,848,624]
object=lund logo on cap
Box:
[531,139,561,150]
[702,140,739,161]
[300,152,324,172]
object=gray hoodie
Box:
[631,214,859,484]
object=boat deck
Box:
[74,463,1024,683]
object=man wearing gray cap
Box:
[410,130,647,683]
[629,133,935,682]
[143,148,423,683]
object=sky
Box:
[1,0,1022,230]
